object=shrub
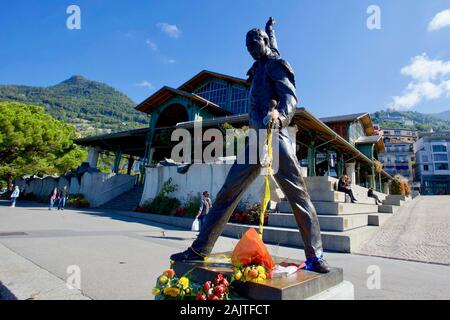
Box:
[230,202,269,226]
[142,195,181,215]
[390,175,411,196]
[67,193,90,208]
[183,194,201,217]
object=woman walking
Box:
[10,186,20,208]
[49,187,58,210]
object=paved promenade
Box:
[0,200,449,300]
[357,196,450,265]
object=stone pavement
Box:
[356,196,450,265]
[0,200,449,300]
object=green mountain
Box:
[372,110,450,132]
[0,75,148,136]
[432,110,450,122]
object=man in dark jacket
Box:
[170,18,330,273]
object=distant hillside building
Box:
[378,113,414,126]
[414,132,450,195]
[378,128,419,181]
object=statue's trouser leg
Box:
[191,145,261,256]
[272,130,324,260]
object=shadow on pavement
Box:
[0,282,17,300]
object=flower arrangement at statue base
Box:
[195,274,230,300]
[153,269,230,300]
[153,269,195,300]
[231,228,275,284]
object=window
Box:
[229,86,249,114]
[422,155,428,162]
[423,165,429,171]
[394,130,401,135]
[434,154,448,161]
[435,163,449,171]
[432,145,447,153]
[194,81,227,107]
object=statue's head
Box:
[246,28,270,60]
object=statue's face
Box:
[246,32,268,60]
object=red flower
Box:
[196,293,207,300]
[203,281,212,291]
[220,278,229,287]
[208,295,220,300]
[213,285,226,295]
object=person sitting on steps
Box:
[338,175,358,203]
[368,187,382,205]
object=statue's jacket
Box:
[247,55,298,132]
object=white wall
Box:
[16,172,135,208]
[141,164,266,206]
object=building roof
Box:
[75,127,150,157]
[178,70,249,92]
[175,108,392,180]
[355,135,386,153]
[135,86,232,116]
[321,112,375,136]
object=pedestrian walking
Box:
[10,186,20,208]
[195,191,212,231]
[57,186,69,211]
[49,187,58,210]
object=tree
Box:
[0,102,87,180]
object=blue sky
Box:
[1,0,450,117]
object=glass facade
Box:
[435,163,449,171]
[230,86,249,114]
[194,81,228,107]
[433,145,447,153]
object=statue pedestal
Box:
[171,252,354,300]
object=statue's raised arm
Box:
[265,16,280,57]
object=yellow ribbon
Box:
[259,120,273,239]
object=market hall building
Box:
[75,70,392,197]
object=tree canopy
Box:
[0,102,87,179]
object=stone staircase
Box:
[223,176,412,253]
[99,186,144,211]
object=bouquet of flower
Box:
[152,269,194,300]
[195,274,230,300]
[231,228,275,284]
[233,264,273,283]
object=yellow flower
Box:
[234,270,243,281]
[256,266,266,274]
[258,273,267,280]
[163,286,181,297]
[159,275,169,284]
[178,277,190,290]
[152,288,161,296]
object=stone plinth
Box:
[171,253,349,300]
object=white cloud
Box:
[428,9,450,31]
[162,57,176,64]
[156,22,182,38]
[401,53,450,81]
[389,54,450,110]
[136,81,154,90]
[146,39,158,51]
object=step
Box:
[378,205,399,213]
[385,195,411,202]
[309,191,345,203]
[268,213,369,232]
[277,201,379,215]
[223,223,379,253]
[382,198,405,206]
[368,213,392,226]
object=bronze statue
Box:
[170,18,330,273]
